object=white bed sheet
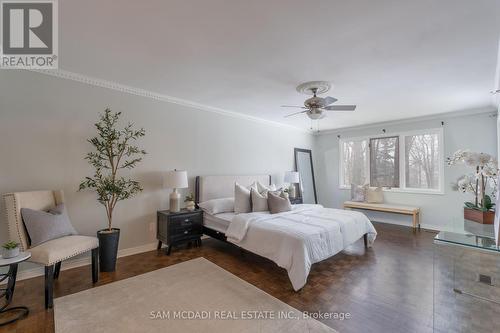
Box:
[225,204,377,291]
[203,212,235,233]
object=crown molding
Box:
[314,106,497,136]
[29,69,492,136]
[30,69,310,133]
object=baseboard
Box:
[4,242,158,284]
[115,242,158,258]
[418,223,441,231]
[370,219,441,231]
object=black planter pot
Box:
[97,228,120,272]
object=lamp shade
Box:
[163,170,188,189]
[284,171,300,184]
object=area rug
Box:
[54,257,336,333]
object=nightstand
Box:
[289,197,303,205]
[157,209,203,255]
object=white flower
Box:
[448,150,498,200]
[463,152,480,167]
[477,153,492,166]
[447,149,469,166]
[456,175,475,194]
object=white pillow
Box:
[199,198,234,215]
[351,184,368,202]
[365,187,384,203]
[251,188,269,212]
[234,182,257,214]
[256,181,277,193]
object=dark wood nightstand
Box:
[289,197,303,205]
[157,209,203,255]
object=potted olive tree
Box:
[79,109,146,271]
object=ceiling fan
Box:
[282,81,356,120]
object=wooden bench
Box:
[343,201,420,230]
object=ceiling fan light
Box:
[307,109,323,120]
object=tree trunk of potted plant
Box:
[79,109,146,272]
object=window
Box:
[370,136,399,188]
[404,133,440,190]
[339,128,444,194]
[341,139,369,186]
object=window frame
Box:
[369,135,400,188]
[339,137,370,190]
[339,128,444,195]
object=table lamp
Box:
[284,171,300,199]
[164,170,188,212]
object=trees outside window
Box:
[404,134,439,189]
[340,129,443,193]
[370,136,399,188]
[341,139,368,187]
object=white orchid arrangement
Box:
[447,150,498,212]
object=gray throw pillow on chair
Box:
[21,204,77,247]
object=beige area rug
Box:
[54,257,337,333]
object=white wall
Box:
[1,69,497,278]
[313,110,498,231]
[0,70,313,267]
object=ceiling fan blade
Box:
[281,105,306,108]
[284,110,308,118]
[322,96,338,105]
[324,105,356,111]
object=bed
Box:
[195,175,377,291]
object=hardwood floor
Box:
[1,222,437,333]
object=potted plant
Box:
[447,150,498,224]
[79,109,146,271]
[2,241,20,259]
[184,193,195,211]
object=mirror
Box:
[294,148,318,204]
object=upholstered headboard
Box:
[195,175,271,203]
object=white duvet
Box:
[225,204,377,291]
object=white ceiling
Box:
[59,0,500,130]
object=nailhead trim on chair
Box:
[44,245,99,266]
[4,193,27,252]
[5,192,99,265]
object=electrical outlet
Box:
[148,222,155,232]
[478,274,492,286]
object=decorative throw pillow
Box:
[199,197,234,215]
[234,182,257,214]
[276,190,289,199]
[365,187,384,203]
[256,181,277,193]
[267,191,292,214]
[21,204,78,247]
[351,184,368,202]
[251,188,269,212]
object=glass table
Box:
[435,231,500,253]
[0,252,31,326]
[434,221,500,332]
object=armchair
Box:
[3,190,99,309]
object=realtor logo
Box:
[1,0,58,68]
